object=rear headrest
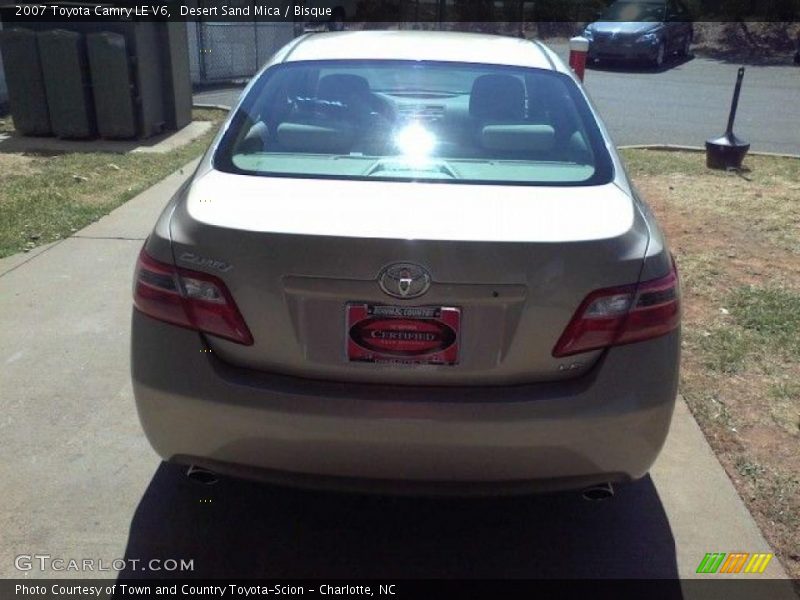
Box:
[276,122,354,154]
[469,74,525,121]
[317,74,371,101]
[480,125,556,153]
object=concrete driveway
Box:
[0,164,796,593]
[194,44,800,155]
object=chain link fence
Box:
[188,21,298,84]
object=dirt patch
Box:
[624,149,800,579]
[0,152,42,180]
[693,22,800,65]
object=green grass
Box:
[691,326,751,374]
[735,455,767,481]
[621,149,800,253]
[0,114,15,134]
[620,147,800,181]
[682,388,735,429]
[734,454,800,528]
[769,381,800,402]
[0,109,226,258]
[767,381,800,434]
[620,148,711,177]
[728,285,800,359]
[684,285,800,378]
[675,252,724,296]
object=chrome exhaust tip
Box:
[186,465,218,485]
[581,482,614,501]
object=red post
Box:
[569,36,590,82]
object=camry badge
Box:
[178,251,233,273]
[379,263,431,299]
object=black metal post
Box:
[705,66,750,170]
[725,67,745,135]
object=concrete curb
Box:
[652,398,790,581]
[193,102,232,111]
[619,144,800,160]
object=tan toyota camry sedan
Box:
[131,31,680,495]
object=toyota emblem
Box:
[378,263,431,299]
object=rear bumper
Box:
[588,43,659,61]
[131,310,679,494]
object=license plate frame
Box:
[346,304,461,365]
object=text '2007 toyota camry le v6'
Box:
[131,31,680,496]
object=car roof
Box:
[276,31,565,72]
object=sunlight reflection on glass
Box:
[395,122,437,164]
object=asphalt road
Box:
[194,44,800,155]
[0,164,793,589]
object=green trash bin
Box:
[37,29,96,138]
[161,22,192,131]
[0,28,51,135]
[87,32,137,139]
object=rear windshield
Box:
[215,60,614,186]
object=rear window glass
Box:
[215,60,614,186]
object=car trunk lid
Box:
[168,170,648,385]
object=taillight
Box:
[553,260,680,357]
[133,248,254,345]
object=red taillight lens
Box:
[552,260,680,357]
[133,248,254,345]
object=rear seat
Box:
[480,124,556,154]
[276,120,356,154]
[272,74,391,155]
[468,73,590,163]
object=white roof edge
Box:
[271,31,560,71]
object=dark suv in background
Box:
[583,0,693,68]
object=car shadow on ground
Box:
[588,53,694,74]
[118,462,680,582]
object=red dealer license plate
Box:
[346,304,461,365]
